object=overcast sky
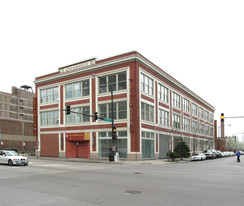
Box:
[1,0,243,138]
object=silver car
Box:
[191,153,206,161]
[0,150,28,166]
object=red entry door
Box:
[77,141,90,158]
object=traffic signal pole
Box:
[220,113,244,138]
[221,113,224,138]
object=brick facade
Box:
[35,51,215,160]
[0,87,35,153]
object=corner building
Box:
[34,51,215,160]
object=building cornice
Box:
[34,51,214,111]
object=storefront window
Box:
[141,131,154,159]
[98,131,127,158]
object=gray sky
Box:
[1,0,243,138]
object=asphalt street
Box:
[0,156,243,206]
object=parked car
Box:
[4,148,19,153]
[216,150,222,158]
[221,151,227,157]
[0,150,28,166]
[191,153,206,161]
[203,150,216,159]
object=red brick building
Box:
[34,51,215,160]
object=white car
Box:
[191,153,206,161]
[0,150,28,166]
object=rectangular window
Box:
[109,103,117,120]
[205,111,209,122]
[199,107,204,119]
[210,127,214,136]
[183,118,190,131]
[118,101,127,119]
[192,103,197,116]
[200,140,204,151]
[99,77,107,93]
[141,102,154,122]
[205,125,209,135]
[41,110,59,126]
[98,131,127,158]
[141,131,155,159]
[74,82,81,98]
[172,92,180,109]
[118,72,126,90]
[173,114,181,129]
[158,84,169,103]
[158,109,169,126]
[99,72,127,94]
[66,106,90,124]
[210,114,214,123]
[65,79,90,99]
[82,80,90,96]
[98,101,127,120]
[65,84,73,99]
[192,121,198,133]
[183,98,190,113]
[108,74,116,91]
[199,123,204,134]
[193,139,197,152]
[140,73,154,96]
[40,87,59,104]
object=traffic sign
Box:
[104,118,113,122]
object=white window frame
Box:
[158,83,169,103]
[183,98,190,113]
[172,92,181,109]
[141,102,154,123]
[140,73,154,96]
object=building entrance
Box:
[159,134,170,159]
[77,141,90,158]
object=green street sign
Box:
[104,118,113,122]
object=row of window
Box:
[140,73,214,122]
[40,101,213,136]
[40,71,213,123]
[40,72,127,104]
[99,133,214,159]
[40,101,127,126]
[40,101,212,133]
[142,102,214,136]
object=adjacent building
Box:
[34,51,215,160]
[0,86,35,153]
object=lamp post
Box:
[92,74,116,154]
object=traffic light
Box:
[65,105,71,115]
[112,126,117,141]
[94,112,98,121]
[221,113,224,122]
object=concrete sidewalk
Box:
[29,156,190,164]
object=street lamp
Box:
[92,74,116,155]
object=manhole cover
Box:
[133,172,142,174]
[125,190,142,195]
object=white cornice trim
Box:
[34,53,214,110]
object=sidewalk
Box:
[28,156,190,164]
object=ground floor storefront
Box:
[37,130,215,160]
